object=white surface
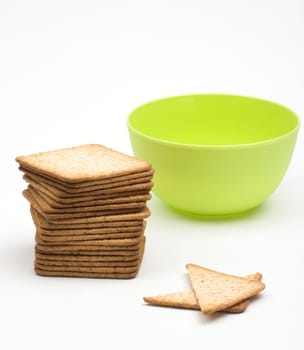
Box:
[1,0,304,349]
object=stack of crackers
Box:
[144,264,265,314]
[16,144,153,279]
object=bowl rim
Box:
[127,94,300,150]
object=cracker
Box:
[37,220,144,230]
[24,175,153,198]
[22,171,153,194]
[36,257,141,268]
[35,235,145,253]
[34,232,146,278]
[36,246,142,256]
[30,206,145,229]
[23,188,148,219]
[44,206,150,224]
[30,186,147,213]
[28,178,151,204]
[144,291,199,310]
[34,268,140,279]
[35,235,146,255]
[37,236,143,246]
[37,223,145,236]
[186,264,265,314]
[36,235,145,259]
[39,230,143,242]
[143,273,262,313]
[35,241,143,252]
[19,166,154,188]
[35,252,142,262]
[31,185,151,209]
[16,144,151,182]
[24,187,147,215]
[26,192,150,224]
[35,230,143,246]
[35,261,140,274]
[39,208,150,225]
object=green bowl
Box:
[127,94,300,217]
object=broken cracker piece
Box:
[186,264,265,314]
[143,273,262,313]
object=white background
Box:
[1,0,304,349]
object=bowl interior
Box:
[128,95,299,146]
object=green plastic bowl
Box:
[127,94,300,217]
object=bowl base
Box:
[167,204,263,221]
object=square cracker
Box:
[22,171,153,194]
[35,240,144,252]
[143,273,262,313]
[34,235,146,255]
[16,144,151,183]
[23,174,153,198]
[35,236,146,262]
[19,166,154,188]
[34,261,140,274]
[34,234,146,279]
[35,257,140,268]
[38,230,143,242]
[27,178,151,204]
[35,244,142,255]
[37,223,145,237]
[35,252,142,262]
[186,264,265,314]
[25,190,150,223]
[34,187,151,209]
[35,229,143,247]
[34,268,140,279]
[21,168,154,192]
[38,208,150,225]
[24,187,147,215]
[30,206,145,229]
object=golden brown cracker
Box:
[34,267,140,279]
[37,223,145,236]
[25,191,150,224]
[35,247,142,256]
[46,206,150,224]
[35,235,146,256]
[143,273,262,313]
[144,291,198,310]
[35,229,143,247]
[23,171,153,193]
[38,230,143,242]
[30,206,145,230]
[186,264,265,314]
[31,186,151,209]
[23,175,153,198]
[34,233,146,278]
[36,257,141,268]
[23,188,147,219]
[19,166,154,188]
[35,252,142,262]
[35,261,140,274]
[27,178,151,204]
[27,186,147,214]
[16,144,152,183]
[35,241,143,252]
